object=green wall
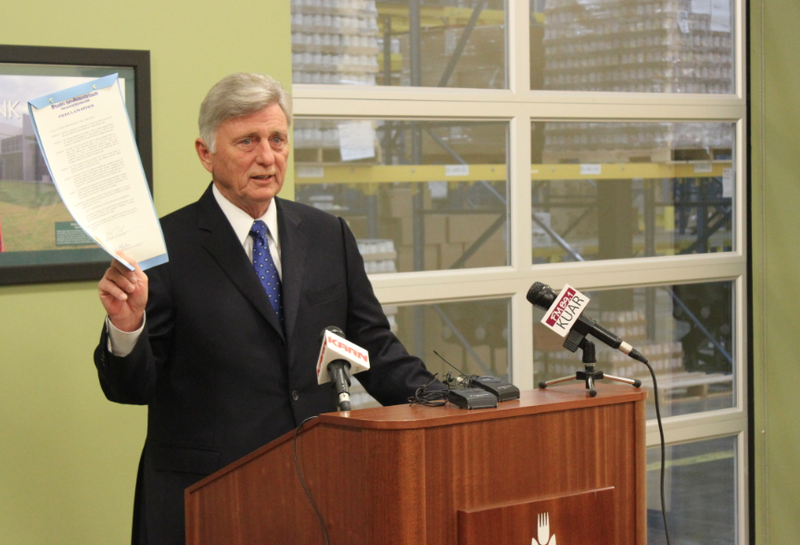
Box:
[751,0,800,543]
[0,1,291,543]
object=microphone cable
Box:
[408,373,449,407]
[638,356,672,545]
[292,416,329,545]
[408,352,480,407]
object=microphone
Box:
[527,282,647,364]
[316,326,371,412]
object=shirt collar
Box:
[211,183,280,248]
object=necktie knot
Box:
[250,220,268,242]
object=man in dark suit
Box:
[95,73,439,545]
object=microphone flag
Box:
[316,329,371,385]
[540,284,591,338]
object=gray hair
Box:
[198,73,292,152]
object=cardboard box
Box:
[447,213,503,244]
[385,186,433,219]
[424,244,440,271]
[344,216,367,239]
[390,214,447,248]
[386,187,413,218]
[395,243,439,272]
[439,242,466,269]
[456,224,507,268]
[395,244,413,273]
[470,345,493,375]
[493,348,510,376]
[423,214,448,245]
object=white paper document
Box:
[28,74,167,270]
[691,0,712,14]
[338,121,376,162]
[710,0,731,32]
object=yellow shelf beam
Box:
[295,162,732,184]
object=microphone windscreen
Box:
[321,325,345,341]
[527,282,556,309]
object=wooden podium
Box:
[185,384,647,545]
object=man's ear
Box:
[195,138,214,173]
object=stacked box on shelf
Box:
[291,0,380,86]
[542,0,733,93]
[294,119,382,163]
[595,310,681,378]
[381,304,399,334]
[381,186,507,272]
[535,338,683,379]
[445,212,507,268]
[532,167,600,250]
[398,24,505,89]
[418,123,508,163]
[542,121,735,163]
[541,0,734,162]
[599,341,684,378]
[599,309,649,342]
[534,308,684,379]
[357,239,398,274]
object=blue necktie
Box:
[250,220,284,326]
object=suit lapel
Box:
[196,186,285,339]
[275,198,307,342]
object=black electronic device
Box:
[471,375,520,402]
[446,388,498,410]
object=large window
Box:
[295,118,509,272]
[531,121,735,263]
[292,0,747,542]
[533,281,736,419]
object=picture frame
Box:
[0,44,151,285]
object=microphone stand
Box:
[538,337,641,397]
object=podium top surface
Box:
[186,384,647,501]
[318,383,646,431]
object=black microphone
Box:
[320,326,351,411]
[328,360,352,412]
[316,326,371,412]
[527,282,647,364]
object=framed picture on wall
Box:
[0,44,151,285]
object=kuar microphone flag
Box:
[540,284,591,337]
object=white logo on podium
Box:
[532,512,556,545]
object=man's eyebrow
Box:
[233,131,260,141]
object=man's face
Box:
[196,103,290,218]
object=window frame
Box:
[290,0,749,541]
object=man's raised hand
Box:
[98,252,148,332]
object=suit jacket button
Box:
[291,390,299,402]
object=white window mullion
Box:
[510,112,534,388]
[512,291,535,390]
[506,0,530,95]
[510,115,532,273]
